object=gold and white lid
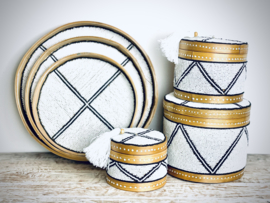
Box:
[179,33,248,62]
[111,128,167,156]
[164,92,251,128]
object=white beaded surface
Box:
[37,58,135,152]
[107,158,167,183]
[163,117,248,175]
[174,58,247,96]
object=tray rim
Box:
[31,52,138,159]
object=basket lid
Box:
[111,128,167,155]
[179,33,248,62]
[164,92,251,128]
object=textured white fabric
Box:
[163,117,248,174]
[37,58,135,152]
[174,58,247,96]
[112,128,165,146]
[165,92,251,109]
[158,32,182,64]
[21,25,154,128]
[107,158,167,183]
[30,41,144,127]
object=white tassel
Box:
[83,128,121,168]
[158,32,182,64]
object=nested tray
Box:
[32,53,138,160]
[25,37,148,144]
[15,21,157,159]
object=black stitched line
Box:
[52,105,87,140]
[87,56,130,104]
[139,163,161,182]
[244,127,249,146]
[115,163,141,182]
[196,62,224,95]
[87,106,114,130]
[234,103,242,108]
[223,64,245,94]
[167,124,180,148]
[87,70,121,104]
[179,124,213,173]
[138,135,162,142]
[213,129,244,173]
[181,101,189,106]
[127,44,134,51]
[175,62,196,87]
[39,45,47,51]
[120,130,153,143]
[116,162,161,183]
[52,69,114,139]
[54,70,86,104]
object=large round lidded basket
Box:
[163,92,251,183]
[106,128,167,191]
[174,34,248,104]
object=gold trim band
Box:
[110,150,167,164]
[111,139,167,155]
[168,166,244,183]
[179,49,247,62]
[174,89,244,104]
[106,174,167,192]
[163,99,250,119]
[164,109,250,128]
[179,40,248,54]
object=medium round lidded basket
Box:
[163,92,251,183]
[174,33,248,104]
[106,128,167,191]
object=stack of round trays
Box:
[15,21,158,161]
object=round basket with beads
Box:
[106,128,167,191]
[175,33,248,104]
[163,92,251,183]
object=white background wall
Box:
[0,0,269,154]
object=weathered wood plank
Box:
[0,153,269,202]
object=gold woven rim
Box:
[178,49,247,62]
[164,109,250,128]
[110,150,167,164]
[179,40,248,54]
[163,99,250,119]
[106,174,167,192]
[31,53,138,159]
[174,89,244,104]
[111,138,167,155]
[168,166,244,183]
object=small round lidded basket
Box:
[174,33,248,104]
[106,128,167,192]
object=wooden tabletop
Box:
[0,153,269,202]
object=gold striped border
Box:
[106,174,167,192]
[179,40,248,54]
[163,99,250,119]
[168,166,244,183]
[164,109,250,128]
[174,89,244,104]
[178,49,247,62]
[110,150,167,164]
[111,138,167,155]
